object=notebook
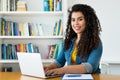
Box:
[62,74,93,80]
[17,52,61,78]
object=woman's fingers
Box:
[45,69,62,76]
[45,70,55,76]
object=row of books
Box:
[0,0,27,11]
[0,18,44,36]
[0,18,63,36]
[1,43,39,60]
[46,42,62,59]
[53,19,63,36]
[1,66,12,72]
[44,0,62,11]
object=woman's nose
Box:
[74,20,79,25]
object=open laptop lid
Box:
[17,52,46,78]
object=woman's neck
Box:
[75,34,81,46]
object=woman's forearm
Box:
[62,64,87,74]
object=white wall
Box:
[68,0,120,62]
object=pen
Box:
[67,74,81,77]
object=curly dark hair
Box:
[64,4,102,58]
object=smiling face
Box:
[71,12,86,36]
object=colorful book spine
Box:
[2,44,7,59]
[44,0,49,11]
[49,0,53,11]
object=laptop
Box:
[17,52,61,78]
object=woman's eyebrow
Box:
[71,16,84,19]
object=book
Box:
[48,44,56,59]
[62,74,93,80]
[17,0,27,11]
[37,23,44,36]
[1,67,13,72]
[0,18,3,36]
[49,0,54,11]
[43,0,49,11]
[2,44,7,59]
[57,41,63,57]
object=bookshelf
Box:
[1,0,119,74]
[0,0,66,72]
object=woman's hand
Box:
[44,63,58,74]
[44,66,51,72]
[45,68,65,76]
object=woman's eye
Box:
[79,18,83,21]
[71,19,75,22]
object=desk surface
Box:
[0,72,120,80]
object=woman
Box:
[44,4,103,76]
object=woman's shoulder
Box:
[94,39,103,52]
